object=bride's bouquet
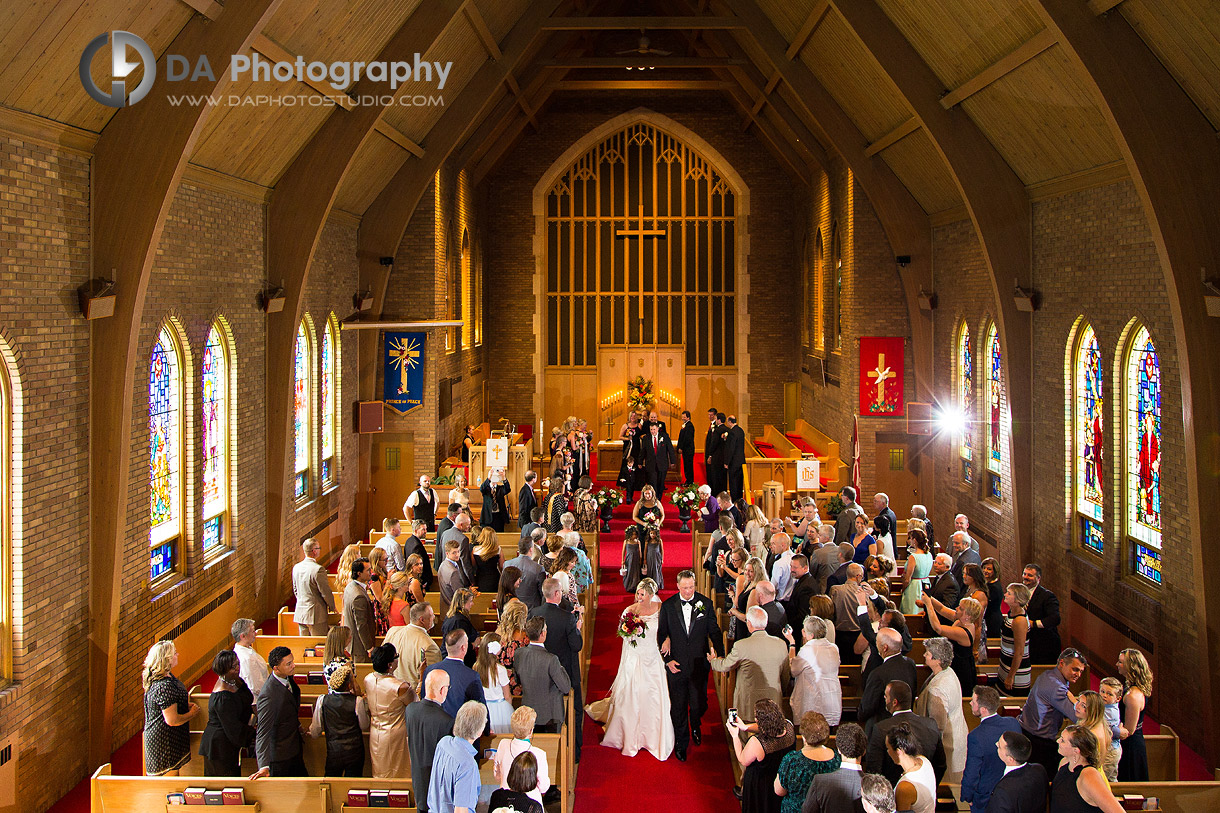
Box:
[617,611,647,647]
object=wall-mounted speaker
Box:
[906,402,933,436]
[356,401,384,433]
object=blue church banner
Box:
[384,331,425,415]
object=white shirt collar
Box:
[1002,763,1026,777]
[840,761,863,772]
[273,673,290,687]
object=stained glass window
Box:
[1126,325,1161,585]
[957,322,974,484]
[149,325,182,580]
[986,323,1003,499]
[1073,324,1104,554]
[833,228,843,350]
[320,317,335,489]
[294,320,311,500]
[0,342,15,683]
[202,324,228,554]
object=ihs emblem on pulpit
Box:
[389,335,421,393]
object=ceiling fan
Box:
[617,30,672,57]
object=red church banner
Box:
[859,337,905,417]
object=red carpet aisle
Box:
[573,473,740,813]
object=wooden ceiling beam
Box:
[251,34,354,110]
[864,115,919,157]
[175,0,223,21]
[86,0,285,769]
[373,120,426,157]
[1086,0,1125,14]
[823,0,1035,563]
[541,16,742,29]
[939,28,1057,109]
[505,74,539,128]
[723,80,812,183]
[472,81,563,184]
[260,0,466,620]
[1030,0,1220,769]
[463,0,503,60]
[554,79,733,89]
[785,0,829,60]
[539,56,747,67]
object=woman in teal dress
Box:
[899,528,933,614]
[774,712,841,813]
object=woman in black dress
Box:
[488,751,544,813]
[729,556,766,642]
[1117,648,1153,782]
[460,424,476,463]
[919,593,980,697]
[621,525,643,594]
[981,557,1005,644]
[497,566,522,613]
[199,649,253,776]
[1051,725,1126,813]
[472,526,503,592]
[442,588,481,667]
[729,698,796,813]
[143,640,198,776]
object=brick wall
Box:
[482,93,799,431]
[0,134,92,813]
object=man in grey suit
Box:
[341,557,376,662]
[505,533,545,609]
[833,486,866,545]
[802,722,868,813]
[439,512,475,583]
[949,531,982,593]
[809,525,839,594]
[927,553,961,608]
[291,539,335,636]
[251,646,306,777]
[513,616,572,731]
[437,538,471,607]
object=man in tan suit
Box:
[291,539,335,636]
[831,562,866,665]
[384,601,442,693]
[709,606,789,723]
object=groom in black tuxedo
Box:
[658,569,725,761]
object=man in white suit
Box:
[292,539,335,636]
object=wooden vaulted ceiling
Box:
[1,0,1218,221]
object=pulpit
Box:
[469,434,535,504]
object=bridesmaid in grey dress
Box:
[643,526,665,592]
[622,525,643,593]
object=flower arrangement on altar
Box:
[618,610,647,647]
[669,483,700,510]
[594,487,625,509]
[627,375,656,412]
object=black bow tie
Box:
[681,599,694,606]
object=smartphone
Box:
[782,624,792,636]
[727,708,739,726]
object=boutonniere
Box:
[694,600,706,612]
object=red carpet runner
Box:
[574,472,739,813]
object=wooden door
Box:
[872,437,920,521]
[369,433,414,527]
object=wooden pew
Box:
[1106,781,1220,812]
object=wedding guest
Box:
[497,566,523,611]
[730,556,766,641]
[529,581,584,760]
[1117,647,1153,782]
[253,646,304,777]
[960,686,1021,813]
[514,616,572,733]
[472,526,503,593]
[998,583,1032,696]
[1019,648,1086,777]
[918,594,981,696]
[865,680,946,787]
[448,472,471,511]
[383,571,413,627]
[460,425,476,464]
[887,723,936,813]
[559,521,593,592]
[383,602,441,692]
[960,564,990,642]
[230,618,268,698]
[550,547,580,610]
[292,538,336,636]
[436,503,462,556]
[849,514,875,566]
[572,476,599,534]
[506,535,545,609]
[489,751,545,813]
[334,542,362,594]
[1075,690,1117,783]
[808,525,839,593]
[802,723,867,813]
[427,701,488,813]
[914,637,970,784]
[323,625,352,666]
[981,558,1004,645]
[785,555,818,632]
[859,774,896,813]
[808,594,836,637]
[852,584,913,686]
[925,554,960,608]
[769,531,796,601]
[1099,677,1125,782]
[519,507,543,543]
[729,698,796,813]
[710,606,790,722]
[775,712,841,813]
[697,484,718,532]
[545,483,567,533]
[784,497,821,550]
[439,512,476,583]
[495,600,530,696]
[948,531,982,595]
[985,731,1048,813]
[492,706,552,807]
[556,511,581,547]
[404,554,428,605]
[517,471,537,525]
[1051,726,1125,813]
[1022,564,1062,665]
[142,640,197,776]
[405,670,453,813]
[312,660,370,777]
[425,630,488,718]
[830,563,866,664]
[898,529,933,614]
[402,520,434,591]
[198,649,252,776]
[784,616,842,725]
[473,633,512,735]
[442,588,481,667]
[438,538,470,608]
[744,502,769,558]
[754,580,788,638]
[342,557,377,662]
[364,643,413,778]
[833,486,866,545]
[376,517,408,573]
[366,547,391,634]
[863,554,895,583]
[858,630,917,736]
[825,542,854,593]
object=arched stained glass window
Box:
[832,226,843,351]
[320,315,336,489]
[957,322,974,484]
[149,325,183,580]
[1125,325,1161,585]
[293,319,312,501]
[986,322,1003,500]
[813,230,824,353]
[202,322,230,555]
[1072,324,1104,554]
[0,338,18,683]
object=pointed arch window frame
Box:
[956,320,974,486]
[320,313,340,493]
[0,337,19,685]
[149,322,189,583]
[293,315,316,503]
[1122,322,1162,588]
[201,319,235,558]
[1069,321,1105,557]
[831,225,843,352]
[984,321,1003,502]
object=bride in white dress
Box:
[585,578,675,760]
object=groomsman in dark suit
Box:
[253,647,306,777]
[518,470,538,526]
[984,731,1048,813]
[723,415,746,502]
[529,578,584,762]
[676,410,696,485]
[704,408,725,496]
[643,421,673,497]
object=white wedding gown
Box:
[585,601,675,760]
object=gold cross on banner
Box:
[868,353,894,406]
